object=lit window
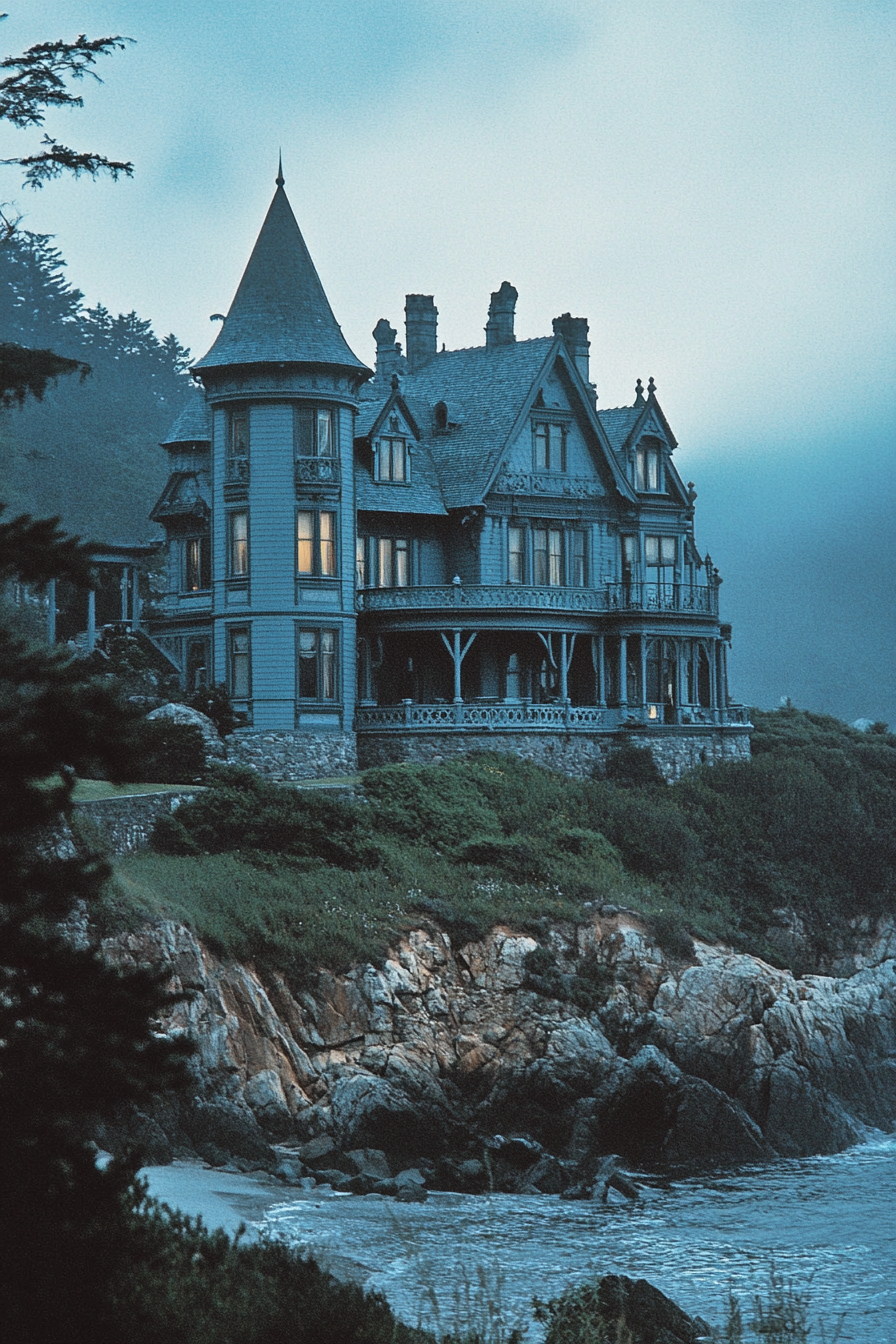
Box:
[297,511,337,577]
[297,628,337,701]
[533,422,567,472]
[228,626,250,698]
[508,525,525,583]
[294,407,335,457]
[356,536,367,587]
[184,536,211,591]
[378,437,407,482]
[636,443,661,491]
[228,511,248,577]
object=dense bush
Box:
[106,1190,433,1344]
[112,711,896,982]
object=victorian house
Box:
[150,171,750,779]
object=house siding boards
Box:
[149,177,749,779]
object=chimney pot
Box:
[552,313,591,386]
[485,281,518,348]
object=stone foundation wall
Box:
[357,728,751,782]
[226,730,358,780]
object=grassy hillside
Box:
[103,709,896,979]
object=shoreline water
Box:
[142,1133,896,1342]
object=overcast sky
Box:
[5,1,895,724]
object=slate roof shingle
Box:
[193,184,369,374]
[161,389,211,445]
[596,405,640,452]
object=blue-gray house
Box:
[151,172,750,779]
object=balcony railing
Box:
[357,582,718,617]
[355,700,749,732]
[295,456,340,488]
[225,457,250,484]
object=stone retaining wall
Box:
[226,730,358,780]
[357,728,751,781]
[73,791,196,855]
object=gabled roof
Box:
[161,389,211,446]
[596,406,641,452]
[369,336,633,508]
[355,388,446,515]
[193,177,369,374]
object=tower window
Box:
[228,626,251,699]
[297,628,337,701]
[227,511,248,577]
[184,535,211,591]
[297,510,337,577]
[295,407,335,456]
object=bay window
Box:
[297,510,337,577]
[297,628,337,701]
[227,510,249,577]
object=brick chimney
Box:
[552,313,590,385]
[485,281,518,348]
[405,295,438,372]
[372,318,406,390]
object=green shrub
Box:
[604,741,666,790]
[80,716,206,785]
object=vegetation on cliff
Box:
[104,708,896,981]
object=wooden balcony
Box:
[354,700,750,732]
[357,581,718,618]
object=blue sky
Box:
[4,1,895,722]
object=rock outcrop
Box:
[98,909,896,1184]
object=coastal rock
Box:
[97,910,896,1177]
[147,702,226,760]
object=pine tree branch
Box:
[4,135,134,187]
[0,339,90,404]
[0,33,132,127]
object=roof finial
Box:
[276,152,284,188]
[647,376,656,395]
[634,378,644,404]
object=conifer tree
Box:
[0,511,190,1343]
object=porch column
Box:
[120,566,129,622]
[559,632,568,703]
[675,639,686,723]
[46,578,56,645]
[592,635,606,707]
[453,629,463,702]
[618,636,628,707]
[640,634,648,711]
[720,640,729,711]
[709,639,719,718]
[86,588,97,652]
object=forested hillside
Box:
[0,231,192,545]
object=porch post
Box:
[619,636,628,707]
[86,588,97,652]
[453,629,462,703]
[675,639,686,724]
[120,566,129,622]
[46,578,56,645]
[559,632,568,703]
[592,635,606,707]
[640,634,648,713]
[709,639,719,720]
[720,640,729,713]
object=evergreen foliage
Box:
[0,230,191,544]
[0,512,192,1342]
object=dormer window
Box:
[636,441,662,491]
[533,420,567,472]
[435,401,448,432]
[378,436,407,482]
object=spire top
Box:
[634,378,644,404]
[276,153,284,188]
[647,376,656,395]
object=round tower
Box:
[191,165,371,774]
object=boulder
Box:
[147,702,226,759]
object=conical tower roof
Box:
[194,172,368,373]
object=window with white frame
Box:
[645,534,676,588]
[376,536,410,587]
[184,535,211,591]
